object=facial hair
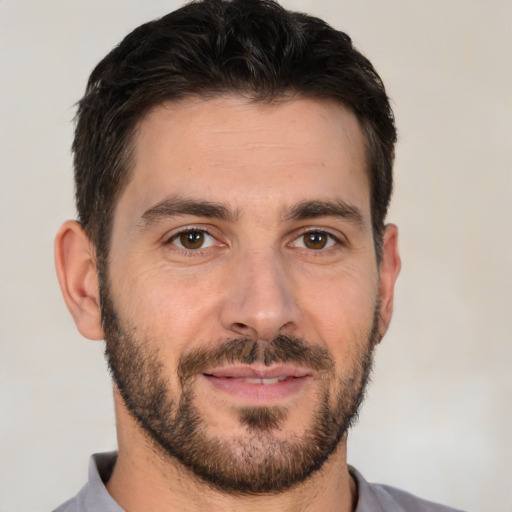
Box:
[101,285,378,495]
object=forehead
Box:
[117,95,370,225]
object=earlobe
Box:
[377,224,401,341]
[54,220,104,340]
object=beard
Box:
[100,284,379,495]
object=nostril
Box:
[229,322,258,338]
[233,322,250,331]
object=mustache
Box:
[177,335,334,385]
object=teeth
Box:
[241,376,288,384]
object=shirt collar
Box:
[75,452,123,512]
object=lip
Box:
[202,365,313,403]
[206,365,312,379]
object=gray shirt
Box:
[53,452,466,512]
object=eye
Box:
[169,229,216,250]
[293,230,338,250]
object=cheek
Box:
[112,263,225,350]
[297,266,379,355]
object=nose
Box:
[219,249,301,341]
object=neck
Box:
[107,391,357,512]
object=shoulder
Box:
[373,484,466,512]
[350,466,467,512]
[52,496,77,512]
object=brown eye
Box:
[303,232,328,249]
[293,231,338,250]
[180,231,204,249]
[171,230,215,250]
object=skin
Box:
[55,95,401,512]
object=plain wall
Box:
[0,1,511,511]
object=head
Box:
[56,0,400,497]
[73,0,396,268]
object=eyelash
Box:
[164,227,344,255]
[289,228,343,252]
[165,227,220,255]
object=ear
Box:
[377,223,401,341]
[54,220,104,340]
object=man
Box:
[53,1,464,511]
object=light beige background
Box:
[0,1,511,511]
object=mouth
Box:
[201,365,313,403]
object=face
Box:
[102,96,389,493]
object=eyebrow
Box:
[139,196,238,229]
[282,200,365,227]
[139,196,365,230]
